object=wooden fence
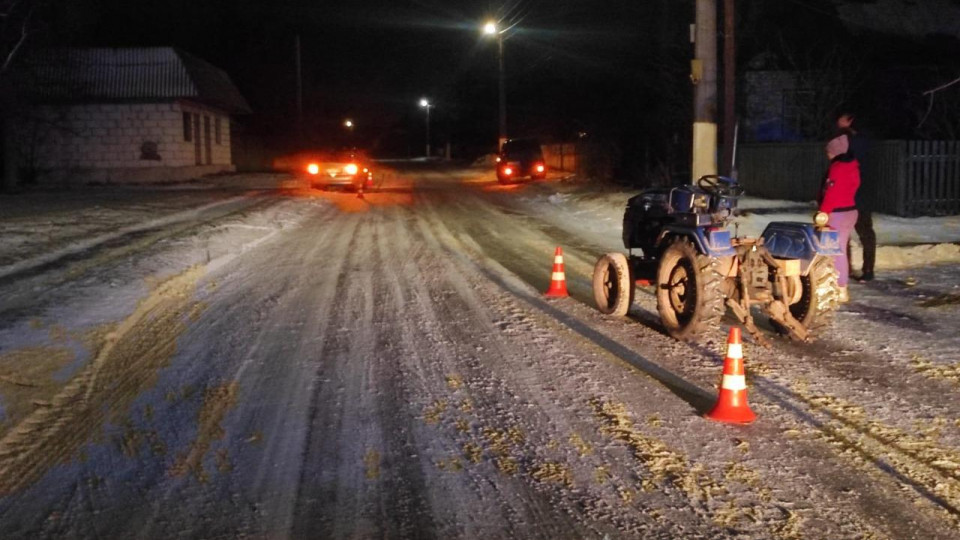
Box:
[738,140,960,217]
[542,143,578,173]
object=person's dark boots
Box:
[856,271,874,282]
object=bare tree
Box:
[0,0,43,190]
[0,0,39,78]
[916,72,960,138]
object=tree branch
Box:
[918,74,960,129]
[922,75,960,96]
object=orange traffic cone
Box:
[357,186,365,200]
[705,327,756,424]
[544,246,569,297]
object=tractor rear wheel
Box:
[655,238,724,340]
[776,256,840,340]
[593,252,633,316]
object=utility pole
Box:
[295,35,303,144]
[691,0,718,182]
[497,33,506,151]
[722,0,736,177]
[425,104,431,158]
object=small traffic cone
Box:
[357,186,365,200]
[705,327,756,424]
[544,246,569,297]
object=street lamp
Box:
[419,98,432,158]
[483,20,506,151]
[344,119,354,129]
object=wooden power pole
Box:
[691,0,718,182]
[722,0,736,177]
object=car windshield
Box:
[502,139,541,159]
[316,149,367,163]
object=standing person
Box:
[837,111,876,281]
[820,134,860,303]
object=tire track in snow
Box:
[289,205,440,538]
[107,198,343,540]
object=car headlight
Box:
[813,211,829,227]
[306,163,319,175]
[344,163,359,175]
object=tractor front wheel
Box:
[593,252,633,316]
[655,238,724,340]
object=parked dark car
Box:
[496,138,546,184]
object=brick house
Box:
[11,47,251,185]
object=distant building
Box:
[10,47,251,185]
[742,68,834,143]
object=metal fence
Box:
[738,140,960,217]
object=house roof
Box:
[16,47,251,114]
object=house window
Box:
[781,89,817,140]
[215,117,222,144]
[183,112,192,142]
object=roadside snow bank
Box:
[0,174,290,275]
[526,183,960,270]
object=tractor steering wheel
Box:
[696,175,743,197]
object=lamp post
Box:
[419,98,432,158]
[343,119,355,146]
[483,21,506,151]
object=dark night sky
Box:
[34,0,960,161]
[45,0,697,154]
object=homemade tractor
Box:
[592,175,842,343]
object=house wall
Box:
[18,102,235,184]
[743,71,803,142]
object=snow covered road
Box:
[1,167,959,538]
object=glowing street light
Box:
[344,119,354,129]
[419,98,432,158]
[483,20,506,150]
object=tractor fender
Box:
[656,225,736,258]
[761,222,843,274]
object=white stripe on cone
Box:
[554,256,564,264]
[726,343,743,359]
[721,374,746,391]
[551,272,565,281]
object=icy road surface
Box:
[1,166,960,539]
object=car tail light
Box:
[503,167,513,176]
[535,163,545,173]
[344,163,359,175]
[306,163,320,175]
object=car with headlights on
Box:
[302,148,374,191]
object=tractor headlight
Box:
[692,193,709,209]
[344,163,359,175]
[813,211,829,227]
